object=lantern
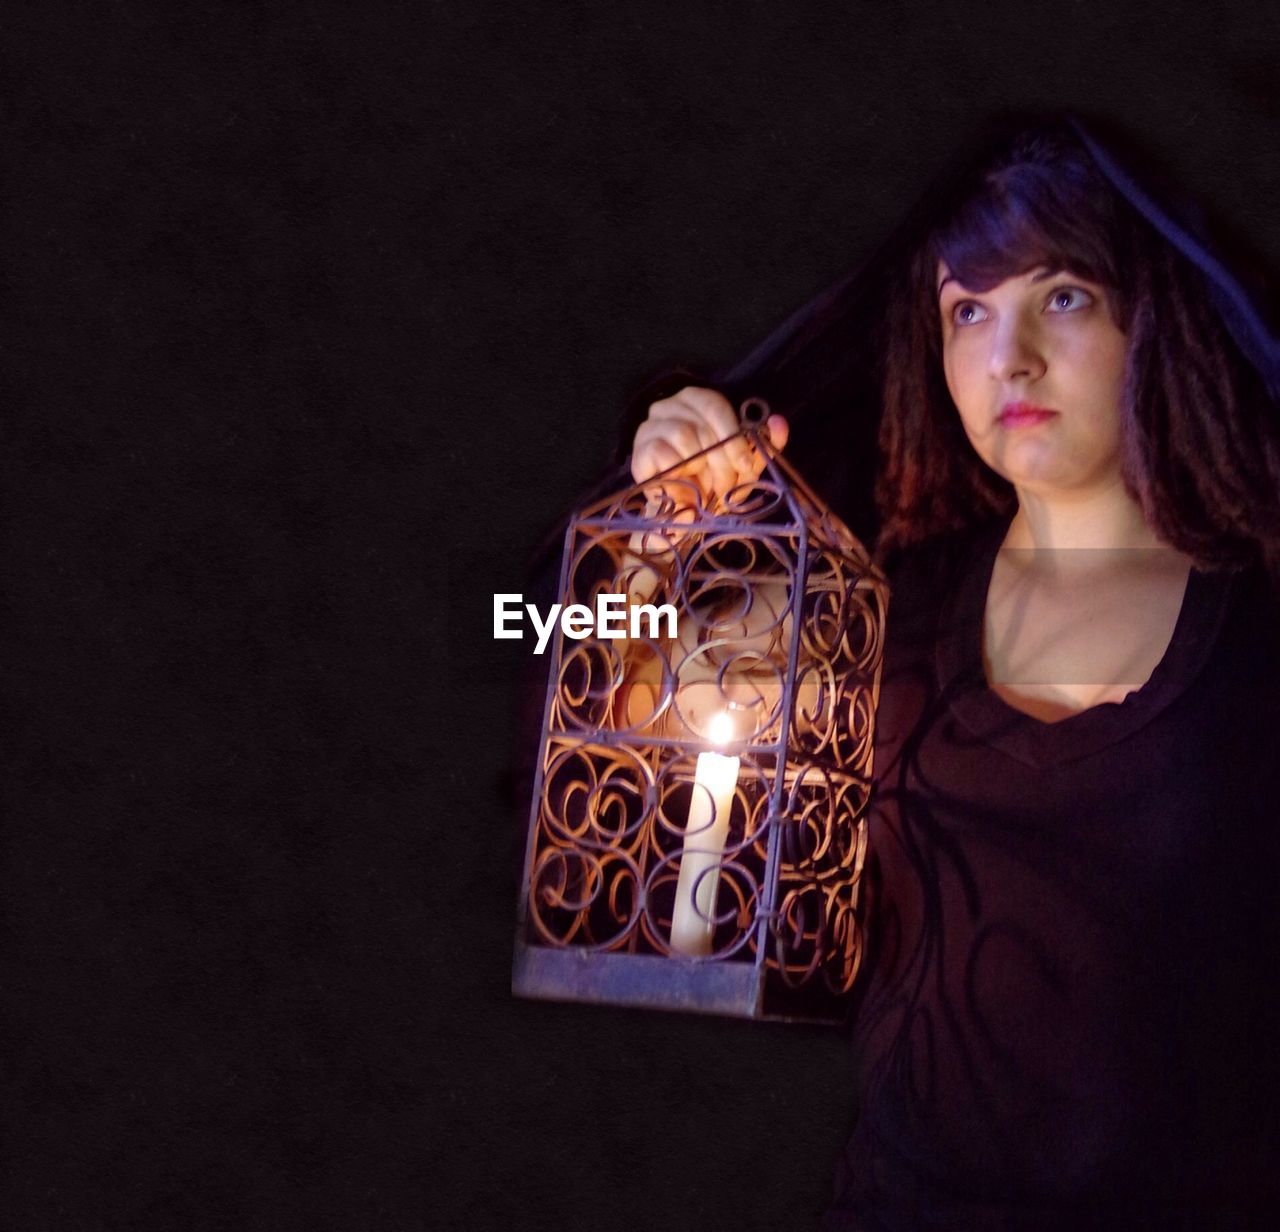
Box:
[511,400,888,1023]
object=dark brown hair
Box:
[873,123,1280,580]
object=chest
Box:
[981,553,1192,722]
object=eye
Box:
[951,299,989,326]
[1045,285,1094,313]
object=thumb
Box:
[767,414,789,452]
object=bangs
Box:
[929,136,1125,297]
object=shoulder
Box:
[878,519,1003,614]
[1218,560,1280,659]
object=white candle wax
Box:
[670,714,740,957]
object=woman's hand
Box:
[620,386,789,610]
[631,386,789,507]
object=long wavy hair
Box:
[873,122,1280,580]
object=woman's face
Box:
[936,262,1128,497]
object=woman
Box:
[624,117,1280,1225]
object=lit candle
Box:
[670,711,740,957]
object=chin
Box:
[985,445,1086,492]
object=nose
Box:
[988,314,1046,384]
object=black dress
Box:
[821,515,1280,1230]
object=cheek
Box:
[1067,325,1128,408]
[942,345,983,423]
[1103,336,1128,401]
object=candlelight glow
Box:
[707,711,734,746]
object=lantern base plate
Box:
[512,940,764,1018]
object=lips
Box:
[997,401,1058,426]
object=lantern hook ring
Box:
[739,396,771,430]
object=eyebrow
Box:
[936,266,1060,296]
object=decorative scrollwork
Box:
[519,421,889,1020]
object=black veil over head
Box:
[511,108,1280,824]
[600,109,1280,554]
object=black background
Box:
[6,3,1279,1229]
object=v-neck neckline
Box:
[933,516,1237,768]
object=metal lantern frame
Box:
[512,401,888,1022]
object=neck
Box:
[1003,480,1164,551]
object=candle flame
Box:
[707,711,734,746]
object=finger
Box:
[632,416,669,482]
[661,419,707,468]
[656,408,737,499]
[631,420,656,483]
[650,435,714,508]
[674,388,756,476]
[645,440,684,485]
[632,425,665,484]
[633,419,698,483]
[648,386,729,421]
[641,390,753,503]
[650,391,747,467]
[699,431,739,501]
